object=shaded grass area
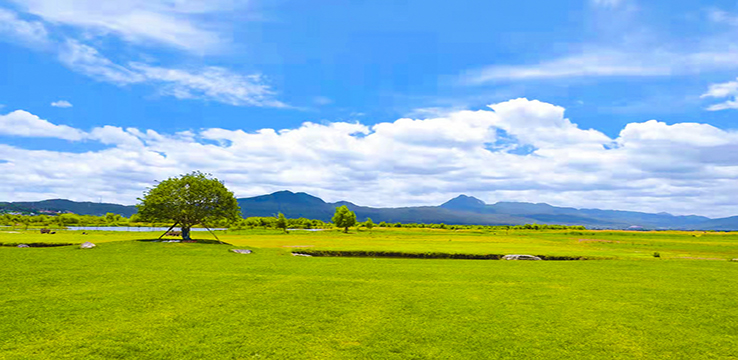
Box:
[2,241,738,359]
[292,249,609,260]
[0,242,76,247]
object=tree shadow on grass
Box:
[136,239,232,245]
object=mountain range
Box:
[3,191,737,230]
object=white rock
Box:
[80,242,96,249]
[230,249,252,254]
[291,253,312,257]
[17,244,30,248]
[503,254,541,260]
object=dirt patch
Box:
[282,245,315,248]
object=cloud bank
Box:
[1,98,737,217]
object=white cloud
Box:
[463,7,738,84]
[701,78,738,111]
[3,3,285,108]
[705,100,738,111]
[463,48,738,83]
[58,39,145,84]
[591,0,624,7]
[0,8,48,45]
[50,100,73,108]
[129,63,287,107]
[55,40,285,107]
[7,0,241,53]
[701,79,738,99]
[0,110,85,140]
[314,96,333,106]
[2,99,738,217]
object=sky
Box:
[2,0,738,217]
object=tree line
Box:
[0,211,586,232]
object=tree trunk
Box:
[344,226,348,233]
[182,227,191,240]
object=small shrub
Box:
[653,252,661,258]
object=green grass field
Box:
[2,228,738,359]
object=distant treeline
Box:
[0,213,587,231]
[0,213,209,229]
[230,217,587,231]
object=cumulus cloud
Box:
[0,110,85,140]
[6,0,241,53]
[2,98,738,217]
[50,100,73,108]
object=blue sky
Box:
[2,0,738,217]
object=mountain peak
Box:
[440,195,486,210]
[240,190,326,205]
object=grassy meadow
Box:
[2,228,738,359]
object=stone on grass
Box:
[230,249,252,254]
[80,242,96,249]
[731,258,738,262]
[291,252,312,257]
[503,254,541,261]
[17,244,30,248]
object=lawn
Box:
[1,229,737,359]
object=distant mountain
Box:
[4,191,738,230]
[236,192,734,230]
[440,195,487,212]
[688,216,738,231]
[1,199,137,217]
[238,191,336,220]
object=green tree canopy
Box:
[136,171,241,240]
[276,212,288,233]
[332,205,356,233]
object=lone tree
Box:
[332,205,356,233]
[276,212,288,233]
[136,171,241,240]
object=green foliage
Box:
[276,213,288,233]
[332,205,356,233]
[364,217,374,230]
[136,171,240,239]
